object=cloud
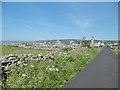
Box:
[62,11,96,38]
[74,18,93,30]
[64,12,94,30]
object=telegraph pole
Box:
[90,36,94,48]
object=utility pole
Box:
[90,36,94,48]
[80,36,86,47]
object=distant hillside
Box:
[35,39,81,45]
[2,39,119,45]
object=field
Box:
[1,45,53,56]
[1,45,101,88]
[113,49,120,57]
[0,46,1,56]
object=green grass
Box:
[2,46,101,88]
[1,45,53,56]
[0,45,1,56]
[113,49,120,57]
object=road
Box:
[62,46,118,88]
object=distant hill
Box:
[35,39,81,45]
[2,39,119,45]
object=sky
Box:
[0,2,2,41]
[2,0,120,2]
[2,2,118,41]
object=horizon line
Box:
[0,39,120,42]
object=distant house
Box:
[70,40,74,44]
[94,41,104,47]
[113,43,118,46]
[71,43,79,48]
[53,40,66,48]
[113,42,118,49]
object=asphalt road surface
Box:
[62,46,118,88]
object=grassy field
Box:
[2,46,101,88]
[113,49,120,57]
[0,45,1,56]
[1,45,53,56]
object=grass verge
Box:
[2,46,101,88]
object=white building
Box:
[94,41,104,47]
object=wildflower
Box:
[48,67,59,71]
[17,61,21,65]
[55,51,57,53]
[49,59,52,61]
[24,63,27,66]
[9,54,13,56]
[55,68,59,71]
[52,65,55,68]
[49,68,53,71]
[30,65,34,68]
[22,74,26,77]
[0,81,2,86]
[63,53,66,55]
[38,54,42,57]
[59,52,62,54]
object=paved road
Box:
[62,46,118,88]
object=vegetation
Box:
[1,45,53,56]
[0,45,1,56]
[2,46,101,88]
[113,49,120,57]
[62,47,72,52]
